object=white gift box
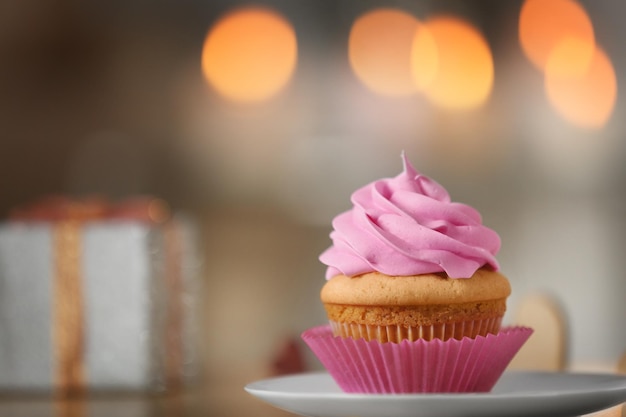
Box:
[0,216,200,393]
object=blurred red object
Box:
[110,196,171,223]
[9,195,171,223]
[271,337,307,376]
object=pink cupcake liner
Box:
[329,317,503,342]
[301,325,533,394]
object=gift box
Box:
[0,196,201,394]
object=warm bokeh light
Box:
[349,8,420,97]
[544,36,597,78]
[410,25,438,91]
[414,16,494,110]
[545,45,617,128]
[519,0,595,74]
[201,7,297,103]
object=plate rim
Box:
[244,369,626,400]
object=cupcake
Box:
[321,269,510,342]
[302,153,532,393]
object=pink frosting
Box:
[319,153,500,279]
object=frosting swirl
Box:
[319,153,500,279]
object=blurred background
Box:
[1,0,625,415]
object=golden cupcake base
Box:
[329,317,503,342]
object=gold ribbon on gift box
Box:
[11,196,185,399]
[53,220,86,396]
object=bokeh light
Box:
[519,0,595,74]
[543,36,596,79]
[348,8,419,97]
[410,24,438,91]
[413,16,494,110]
[201,7,297,103]
[545,46,617,129]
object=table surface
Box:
[0,387,296,417]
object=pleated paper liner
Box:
[301,325,533,394]
[329,317,503,342]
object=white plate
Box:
[245,371,626,417]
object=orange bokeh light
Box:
[413,16,494,110]
[410,24,438,91]
[545,46,617,129]
[519,0,594,74]
[349,8,420,97]
[201,7,297,103]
